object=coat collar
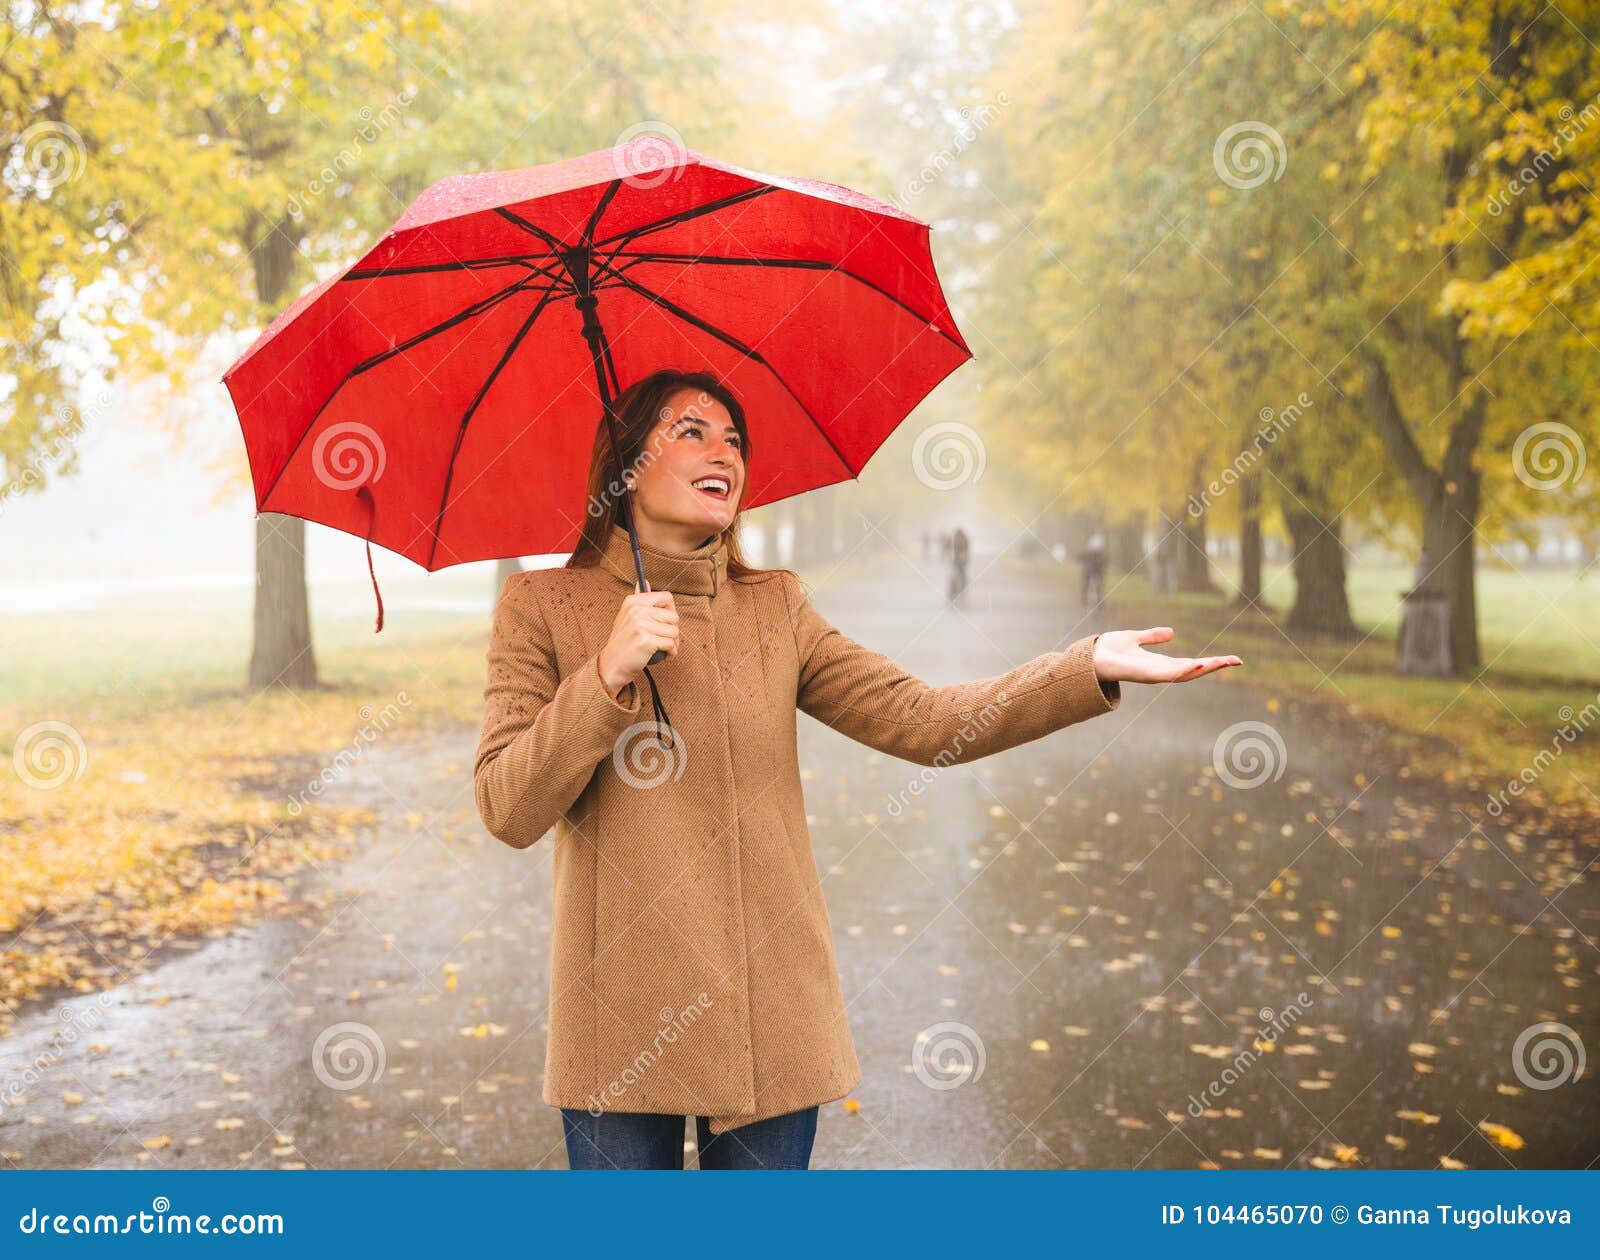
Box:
[598,521,727,597]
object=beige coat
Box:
[473,522,1121,1134]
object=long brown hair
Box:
[567,367,784,584]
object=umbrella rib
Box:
[257,274,562,509]
[589,185,777,256]
[607,250,968,353]
[345,251,563,280]
[589,261,854,480]
[426,285,563,570]
[493,206,568,255]
[580,178,623,248]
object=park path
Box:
[4,544,1595,1169]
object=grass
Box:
[0,548,885,1025]
[0,546,890,713]
[0,569,499,713]
[1,566,507,1025]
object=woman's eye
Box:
[675,421,739,451]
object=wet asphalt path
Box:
[4,546,1595,1169]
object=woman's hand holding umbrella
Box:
[597,589,680,701]
[1092,626,1242,685]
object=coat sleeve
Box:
[473,572,645,849]
[782,570,1120,767]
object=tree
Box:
[1333,0,1600,671]
[9,0,745,688]
[2,2,222,504]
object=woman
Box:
[473,367,1242,1170]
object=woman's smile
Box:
[689,473,732,501]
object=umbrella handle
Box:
[639,579,667,665]
[631,573,667,665]
[592,310,672,717]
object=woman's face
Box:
[628,387,746,538]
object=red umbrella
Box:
[221,140,972,629]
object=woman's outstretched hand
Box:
[1092,626,1242,684]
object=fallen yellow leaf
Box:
[1478,1120,1525,1150]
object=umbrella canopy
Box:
[221,141,972,593]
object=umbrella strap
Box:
[357,485,384,633]
[641,663,675,751]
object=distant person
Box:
[947,525,971,605]
[1077,533,1107,608]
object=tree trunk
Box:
[246,213,317,689]
[1283,503,1359,639]
[791,499,807,566]
[1235,467,1262,608]
[1109,515,1144,576]
[1360,344,1484,674]
[1151,509,1179,594]
[249,513,317,689]
[795,493,833,568]
[816,484,838,558]
[774,499,797,567]
[1416,462,1481,672]
[495,556,522,599]
[1176,513,1217,592]
[1175,464,1220,595]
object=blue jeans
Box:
[560,1106,819,1170]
